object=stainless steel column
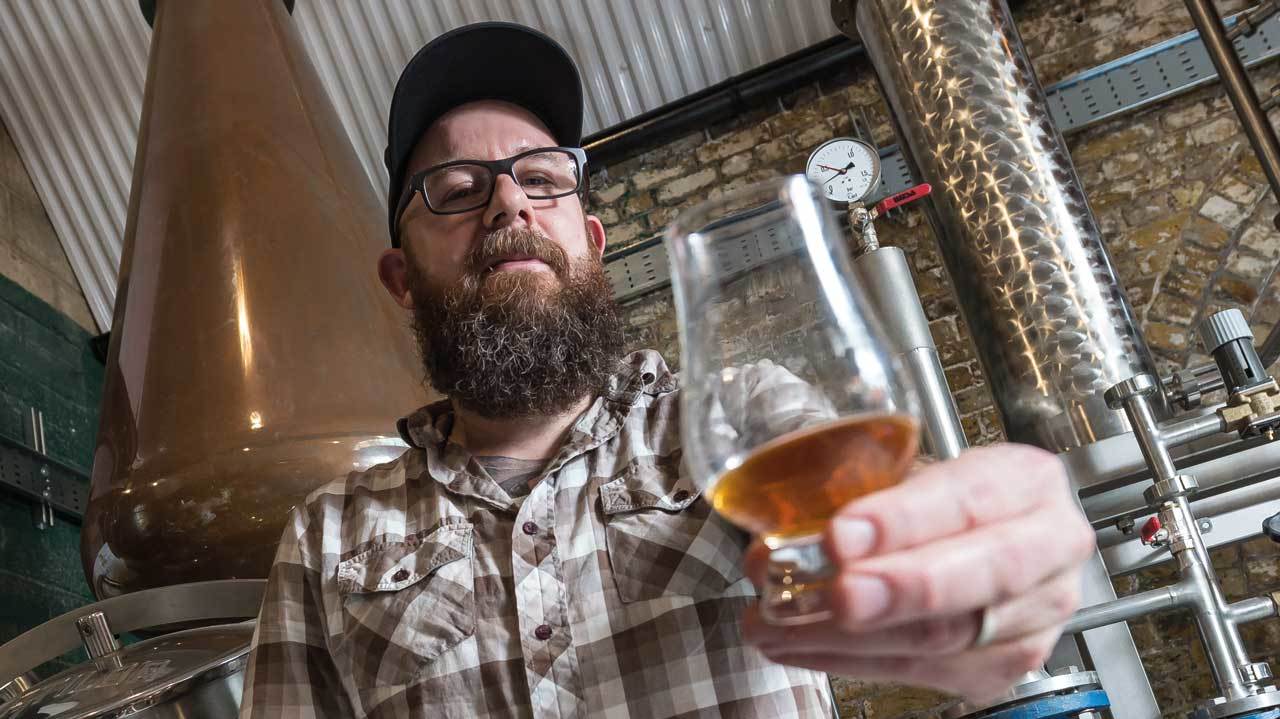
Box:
[833,0,1164,714]
[838,0,1164,451]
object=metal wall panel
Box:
[0,0,838,330]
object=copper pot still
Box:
[83,0,431,596]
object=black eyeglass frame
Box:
[391,146,588,247]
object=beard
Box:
[405,225,626,419]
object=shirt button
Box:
[534,624,553,640]
[673,490,690,503]
[641,371,656,384]
[522,521,539,536]
[392,569,409,582]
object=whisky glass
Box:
[665,174,920,625]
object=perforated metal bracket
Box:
[0,434,88,519]
[604,9,1280,303]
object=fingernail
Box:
[844,574,891,623]
[831,518,876,559]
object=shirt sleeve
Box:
[239,505,354,718]
[712,359,837,447]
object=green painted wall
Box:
[0,271,101,674]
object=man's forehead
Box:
[411,101,558,169]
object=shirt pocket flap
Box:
[600,464,699,515]
[336,523,473,595]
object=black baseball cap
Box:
[384,22,585,245]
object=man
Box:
[240,22,1095,718]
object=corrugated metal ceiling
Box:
[0,0,839,331]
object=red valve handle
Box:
[1140,516,1163,544]
[874,183,933,215]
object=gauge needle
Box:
[823,162,856,184]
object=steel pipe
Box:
[1066,580,1278,634]
[1064,585,1184,635]
[1182,0,1280,235]
[1228,595,1278,624]
[852,246,967,460]
[1160,411,1228,448]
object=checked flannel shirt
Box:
[239,350,837,718]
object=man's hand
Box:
[742,444,1096,704]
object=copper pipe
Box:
[83,0,431,596]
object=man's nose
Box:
[483,173,534,229]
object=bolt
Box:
[1117,516,1136,534]
[39,466,49,478]
[1199,519,1213,533]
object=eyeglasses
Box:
[392,146,587,246]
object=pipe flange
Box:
[943,671,1102,718]
[1105,374,1159,409]
[1192,688,1280,719]
[1143,474,1200,505]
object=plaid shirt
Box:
[239,350,836,718]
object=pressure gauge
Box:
[805,138,881,204]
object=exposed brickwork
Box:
[594,0,1280,715]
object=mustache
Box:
[465,226,571,277]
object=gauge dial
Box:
[805,138,881,204]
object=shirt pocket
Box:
[335,523,475,688]
[600,463,749,603]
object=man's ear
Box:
[377,248,416,310]
[585,214,607,259]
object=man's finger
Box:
[761,626,1063,704]
[826,504,1094,630]
[823,444,1067,565]
[743,570,1083,655]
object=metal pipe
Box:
[1066,586,1277,634]
[1064,584,1184,634]
[1159,411,1228,448]
[1171,497,1255,699]
[1182,0,1280,237]
[852,246,968,460]
[1228,595,1278,624]
[1260,320,1280,369]
[1120,389,1179,481]
[583,37,865,167]
[903,347,968,460]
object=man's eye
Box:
[444,185,479,201]
[521,175,552,187]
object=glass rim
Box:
[663,174,823,245]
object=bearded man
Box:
[239,22,1095,719]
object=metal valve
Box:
[851,183,932,254]
[1140,516,1169,547]
[1199,309,1280,438]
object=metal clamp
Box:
[1144,474,1200,505]
[1104,374,1159,409]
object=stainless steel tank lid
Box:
[0,622,252,719]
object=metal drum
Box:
[0,623,251,719]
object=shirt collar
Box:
[394,350,677,509]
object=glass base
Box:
[760,536,837,626]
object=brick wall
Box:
[0,116,101,671]
[588,0,1280,716]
